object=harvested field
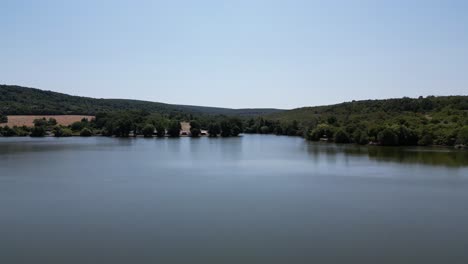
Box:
[1,115,95,127]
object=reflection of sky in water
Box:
[1,135,468,264]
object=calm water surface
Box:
[1,135,467,263]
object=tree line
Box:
[0,110,244,138]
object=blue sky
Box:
[1,0,467,109]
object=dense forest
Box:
[246,96,468,147]
[0,85,467,147]
[0,85,282,117]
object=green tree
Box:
[71,121,86,131]
[231,125,241,136]
[0,114,7,123]
[334,129,350,143]
[142,124,155,137]
[307,124,334,141]
[113,116,133,137]
[48,118,57,126]
[53,126,73,137]
[167,121,181,137]
[1,126,17,137]
[190,127,201,137]
[456,126,468,145]
[418,134,433,146]
[260,126,270,134]
[13,126,29,137]
[377,128,399,146]
[80,128,93,137]
[220,120,232,137]
[190,121,201,137]
[396,125,418,145]
[208,122,221,137]
[33,118,48,127]
[155,122,166,137]
[30,126,46,137]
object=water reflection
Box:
[305,141,468,167]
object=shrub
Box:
[61,128,73,137]
[13,126,29,137]
[80,128,93,137]
[33,118,48,127]
[1,126,17,137]
[53,127,73,137]
[71,121,86,132]
[0,114,7,123]
[260,126,270,134]
[30,126,46,137]
[48,118,57,126]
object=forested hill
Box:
[0,85,283,116]
[249,95,468,146]
[266,96,468,123]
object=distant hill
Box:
[266,96,468,123]
[0,85,284,116]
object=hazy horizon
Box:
[2,0,468,109]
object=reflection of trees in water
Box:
[306,142,468,167]
[367,147,468,167]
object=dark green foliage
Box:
[378,128,399,146]
[285,120,299,136]
[0,85,282,116]
[220,120,232,137]
[334,129,350,143]
[30,126,46,137]
[231,125,241,136]
[395,125,418,146]
[53,126,73,137]
[418,134,433,146]
[208,122,221,137]
[112,115,134,137]
[352,130,369,145]
[260,126,270,134]
[155,122,166,137]
[1,126,16,137]
[259,95,468,147]
[80,128,93,137]
[142,124,155,137]
[190,128,201,137]
[13,126,29,137]
[307,124,334,141]
[71,121,86,132]
[33,118,48,127]
[456,126,468,145]
[189,121,201,137]
[0,113,7,123]
[48,118,57,126]
[167,121,181,137]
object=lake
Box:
[1,135,468,263]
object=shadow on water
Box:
[305,141,468,167]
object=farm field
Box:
[1,115,94,127]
